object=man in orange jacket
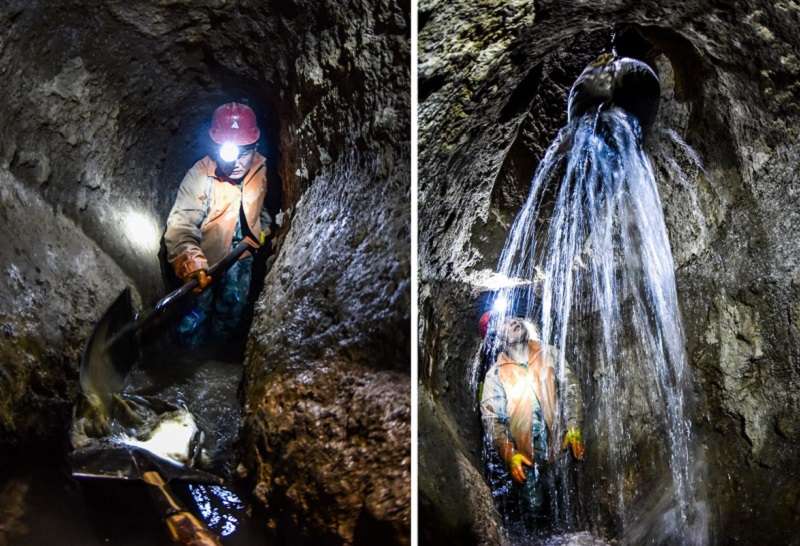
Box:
[480,311,585,523]
[164,102,271,349]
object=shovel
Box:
[72,442,223,546]
[70,237,261,545]
[70,286,224,545]
[102,237,260,368]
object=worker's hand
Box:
[562,427,585,460]
[188,269,211,294]
[506,452,533,484]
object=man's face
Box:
[500,317,529,346]
[220,147,255,180]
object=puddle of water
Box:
[1,460,269,546]
[2,344,267,545]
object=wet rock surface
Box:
[419,389,507,546]
[234,1,410,542]
[0,170,136,454]
[419,1,800,544]
[242,156,411,544]
[244,362,410,545]
[1,0,409,544]
[538,533,613,546]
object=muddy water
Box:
[2,351,270,545]
[2,462,267,546]
[125,354,245,475]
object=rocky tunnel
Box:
[420,2,800,545]
[0,1,410,545]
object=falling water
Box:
[485,106,699,543]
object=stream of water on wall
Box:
[482,107,705,545]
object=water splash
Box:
[484,107,701,543]
[188,483,247,537]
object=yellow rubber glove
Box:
[561,427,585,460]
[590,52,615,67]
[507,452,533,484]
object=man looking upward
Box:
[480,313,585,522]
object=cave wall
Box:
[0,3,410,544]
[419,1,800,544]
[0,169,136,456]
[239,1,411,543]
[241,159,410,544]
[2,0,412,305]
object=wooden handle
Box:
[165,511,223,546]
[141,471,222,546]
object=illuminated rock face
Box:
[0,1,409,543]
[241,157,411,545]
[419,1,800,544]
[0,170,135,452]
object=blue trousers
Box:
[495,410,551,534]
[176,256,253,349]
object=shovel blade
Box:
[70,444,223,485]
[80,288,140,412]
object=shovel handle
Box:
[142,471,222,546]
[155,238,257,314]
[165,511,223,546]
[103,238,263,352]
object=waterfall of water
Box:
[483,106,701,544]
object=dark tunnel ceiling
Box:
[0,3,292,303]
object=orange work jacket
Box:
[481,341,583,463]
[164,153,268,280]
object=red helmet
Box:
[209,102,260,145]
[479,311,492,338]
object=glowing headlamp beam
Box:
[492,294,509,315]
[123,210,161,254]
[219,142,239,162]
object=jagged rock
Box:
[242,157,410,545]
[419,390,508,546]
[0,170,136,453]
[419,1,800,544]
[243,361,409,545]
[0,1,409,544]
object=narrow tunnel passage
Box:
[3,5,289,304]
[1,5,295,545]
[419,4,800,544]
[1,2,411,545]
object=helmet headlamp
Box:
[219,142,239,163]
[492,294,509,315]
